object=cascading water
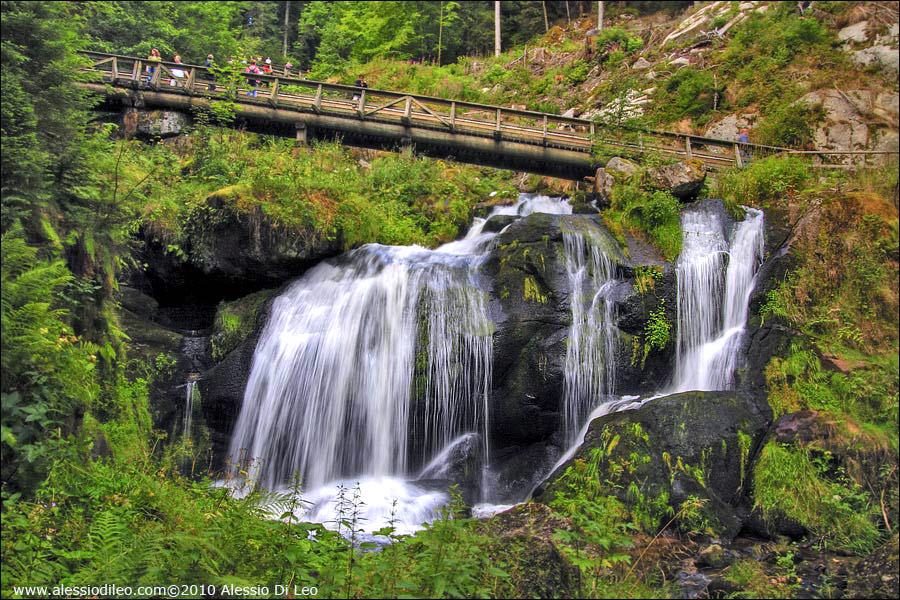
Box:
[671,205,764,392]
[183,379,197,439]
[228,194,571,532]
[545,203,765,484]
[561,229,619,443]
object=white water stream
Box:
[227,195,571,533]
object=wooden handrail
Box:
[78,51,898,169]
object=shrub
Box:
[755,101,825,147]
[657,68,723,123]
[713,155,811,208]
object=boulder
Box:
[482,214,518,233]
[605,156,640,178]
[670,57,691,68]
[117,285,160,320]
[843,534,900,600]
[852,45,900,75]
[534,390,773,538]
[704,113,757,141]
[594,167,615,205]
[135,110,191,138]
[632,57,652,70]
[478,503,581,598]
[645,160,707,199]
[838,21,870,44]
[416,433,485,505]
[183,189,344,287]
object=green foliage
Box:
[607,180,682,260]
[1,227,99,494]
[714,155,811,208]
[641,301,671,365]
[656,68,723,124]
[753,442,882,554]
[210,290,274,362]
[594,27,644,56]
[755,101,825,148]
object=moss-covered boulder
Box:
[181,189,344,287]
[199,288,278,469]
[844,534,900,599]
[534,391,773,538]
[478,502,581,598]
[482,212,575,448]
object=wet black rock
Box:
[534,390,773,539]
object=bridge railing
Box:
[81,51,897,170]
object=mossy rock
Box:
[843,534,900,599]
[478,502,581,598]
[534,390,773,539]
[210,288,278,362]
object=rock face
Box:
[645,159,707,199]
[798,89,899,161]
[135,110,191,138]
[534,390,773,538]
[852,45,899,75]
[704,113,757,141]
[844,534,900,600]
[184,191,344,287]
[483,212,579,448]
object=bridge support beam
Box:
[295,123,308,146]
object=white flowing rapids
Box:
[671,206,764,392]
[227,194,571,533]
[561,229,620,443]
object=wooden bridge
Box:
[78,52,894,179]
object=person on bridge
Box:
[170,54,185,86]
[146,48,161,82]
[737,127,752,166]
[246,59,262,97]
[353,74,367,101]
[205,54,215,91]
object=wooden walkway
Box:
[78,52,895,178]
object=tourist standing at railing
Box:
[737,127,752,165]
[170,54,185,86]
[353,74,367,101]
[246,60,262,97]
[205,54,215,91]
[146,48,161,82]
[283,61,293,77]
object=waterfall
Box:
[228,248,492,491]
[561,228,619,442]
[183,380,197,439]
[227,194,571,531]
[671,206,764,392]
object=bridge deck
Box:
[79,52,895,177]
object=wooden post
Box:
[313,83,322,113]
[450,101,456,130]
[685,136,693,160]
[111,57,118,82]
[495,108,502,140]
[269,78,279,107]
[185,68,195,95]
[133,59,142,83]
[734,143,742,168]
[543,114,548,144]
[358,89,366,117]
[403,96,412,123]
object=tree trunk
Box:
[542,1,549,32]
[495,1,501,57]
[566,1,571,25]
[282,1,290,58]
[438,1,443,65]
[598,0,604,31]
